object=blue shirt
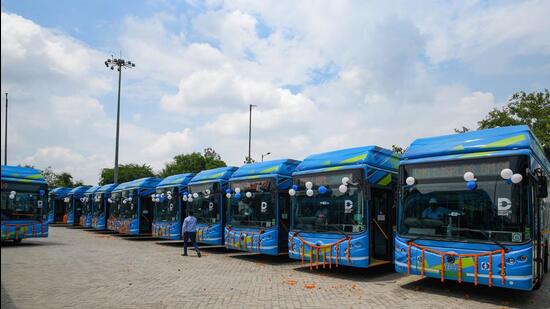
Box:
[422,206,450,220]
[181,216,198,233]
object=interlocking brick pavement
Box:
[1,227,549,308]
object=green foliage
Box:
[99,163,156,185]
[244,156,255,164]
[43,167,85,188]
[159,148,226,178]
[478,90,549,157]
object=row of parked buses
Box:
[2,125,549,291]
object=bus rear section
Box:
[117,177,161,235]
[225,159,299,255]
[288,146,399,269]
[1,165,49,243]
[395,125,549,291]
[152,173,195,240]
[186,167,238,245]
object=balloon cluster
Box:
[182,192,194,202]
[500,168,523,184]
[8,190,16,200]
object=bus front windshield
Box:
[1,183,47,221]
[229,178,276,228]
[398,156,530,244]
[293,170,365,234]
[188,182,220,225]
[82,194,93,216]
[119,190,138,219]
[154,187,179,222]
[93,193,104,216]
[110,192,121,218]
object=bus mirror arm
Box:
[528,168,548,198]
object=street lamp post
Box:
[247,104,257,163]
[261,152,271,162]
[104,57,135,184]
[4,93,7,165]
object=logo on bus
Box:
[497,198,512,216]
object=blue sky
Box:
[1,0,549,183]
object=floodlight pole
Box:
[248,104,257,163]
[4,93,7,165]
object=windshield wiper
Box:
[327,224,349,238]
[455,228,509,252]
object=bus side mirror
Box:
[537,176,548,198]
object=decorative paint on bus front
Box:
[395,125,550,291]
[225,159,300,255]
[187,166,238,245]
[288,146,399,269]
[1,165,49,242]
[152,173,195,240]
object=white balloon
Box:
[306,189,314,197]
[405,177,415,186]
[235,188,241,193]
[339,184,348,193]
[187,197,193,202]
[182,196,188,202]
[10,191,16,196]
[463,171,475,182]
[500,168,513,180]
[511,173,523,184]
[9,194,15,200]
[167,195,172,200]
[226,193,232,199]
[193,193,199,198]
[342,177,350,185]
[245,192,252,198]
[305,181,313,189]
[205,189,211,195]
[288,189,296,196]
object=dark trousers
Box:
[183,231,200,255]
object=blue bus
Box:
[225,159,300,255]
[395,125,549,290]
[116,177,162,235]
[48,187,71,224]
[106,182,127,231]
[66,185,91,225]
[186,167,238,245]
[152,173,195,240]
[91,183,117,230]
[288,146,399,269]
[79,185,100,227]
[1,165,49,243]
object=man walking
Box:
[181,210,201,257]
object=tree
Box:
[478,90,549,157]
[244,156,256,164]
[99,163,156,185]
[159,148,227,178]
[42,166,85,188]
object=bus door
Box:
[370,188,393,261]
[278,192,291,253]
[140,195,154,233]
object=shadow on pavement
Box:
[399,277,550,309]
[1,240,65,247]
[1,284,17,309]
[293,263,403,283]
[229,253,299,266]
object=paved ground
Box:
[1,227,549,309]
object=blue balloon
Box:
[39,190,45,196]
[318,186,327,194]
[226,188,231,194]
[506,179,513,185]
[466,180,477,190]
[235,192,241,199]
[291,185,298,191]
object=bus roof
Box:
[1,165,47,184]
[156,173,195,189]
[189,166,238,184]
[85,185,101,194]
[96,183,117,193]
[68,185,92,197]
[294,146,399,174]
[402,125,549,168]
[230,159,300,180]
[49,187,72,198]
[113,177,162,192]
